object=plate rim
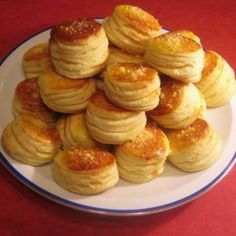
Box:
[0,21,235,216]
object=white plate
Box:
[0,20,235,216]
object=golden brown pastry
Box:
[103,4,162,54]
[195,50,236,107]
[148,76,206,129]
[1,114,61,165]
[108,47,145,65]
[95,47,145,91]
[170,30,201,44]
[13,78,57,123]
[53,146,119,194]
[86,92,146,144]
[56,113,108,149]
[22,43,51,79]
[104,63,160,111]
[115,122,170,183]
[145,32,205,82]
[50,18,109,79]
[166,118,222,172]
[38,68,96,113]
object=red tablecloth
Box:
[0,1,235,235]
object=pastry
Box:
[195,50,236,107]
[53,146,119,194]
[103,4,161,54]
[86,91,146,144]
[50,18,109,79]
[13,78,57,123]
[115,122,170,183]
[104,63,160,111]
[145,31,204,82]
[166,118,222,172]
[56,112,108,149]
[1,114,61,165]
[38,68,96,113]
[108,47,145,65]
[148,76,206,129]
[22,43,51,79]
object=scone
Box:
[166,118,222,172]
[145,31,205,82]
[108,47,145,65]
[50,18,109,79]
[104,63,160,111]
[56,113,108,149]
[148,76,206,129]
[86,92,147,144]
[103,4,162,54]
[53,146,119,195]
[22,43,51,79]
[115,122,170,183]
[13,78,58,123]
[38,68,96,113]
[195,50,236,107]
[1,114,61,165]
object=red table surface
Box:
[0,0,235,235]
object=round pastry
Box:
[22,43,51,79]
[50,18,109,79]
[195,50,236,107]
[104,63,160,111]
[13,78,58,123]
[148,76,205,129]
[115,122,170,183]
[1,114,61,165]
[166,118,222,172]
[103,4,162,54]
[86,92,147,144]
[38,68,96,113]
[53,146,119,195]
[56,113,108,149]
[145,32,205,82]
[108,47,145,65]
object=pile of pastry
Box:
[1,5,236,195]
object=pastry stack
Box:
[1,4,236,195]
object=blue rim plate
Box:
[0,19,235,216]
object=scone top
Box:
[167,118,210,149]
[118,122,170,160]
[107,63,158,84]
[149,32,202,54]
[60,146,115,171]
[169,30,201,44]
[50,18,102,43]
[15,78,46,111]
[14,78,56,117]
[88,91,135,114]
[148,77,184,116]
[23,43,49,62]
[38,68,89,90]
[114,5,161,32]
